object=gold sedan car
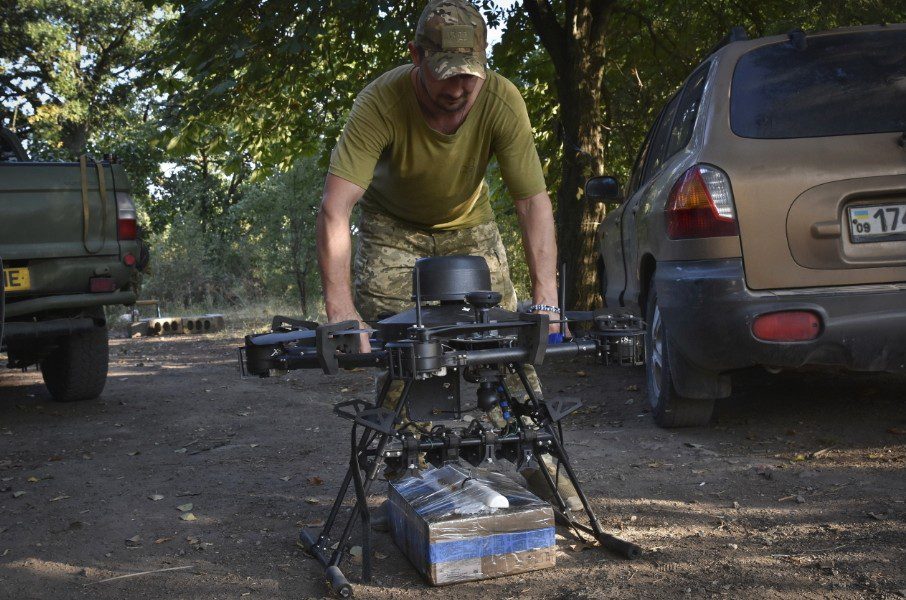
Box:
[589,24,906,427]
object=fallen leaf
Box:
[47,456,63,462]
[296,519,325,528]
[12,491,25,498]
[148,494,164,502]
[49,495,70,502]
[280,476,291,482]
[374,551,388,560]
[307,476,324,486]
[176,503,193,512]
[125,535,142,547]
[625,384,639,392]
[180,512,197,521]
[778,495,796,502]
[154,537,173,544]
[348,546,362,557]
[27,477,39,483]
[568,541,594,552]
[174,448,187,454]
[186,536,200,545]
[250,444,259,448]
[127,451,140,456]
[305,497,319,505]
[576,370,587,377]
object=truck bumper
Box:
[654,259,906,374]
[4,291,135,318]
[3,317,98,342]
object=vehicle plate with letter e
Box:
[3,267,31,292]
[848,203,906,243]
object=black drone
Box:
[240,255,644,598]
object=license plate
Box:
[848,203,906,243]
[3,267,31,292]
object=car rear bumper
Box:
[655,259,906,373]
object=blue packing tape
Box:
[428,527,556,564]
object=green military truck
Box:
[0,128,147,401]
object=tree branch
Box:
[522,0,567,72]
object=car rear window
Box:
[731,30,906,139]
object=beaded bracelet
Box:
[527,304,561,314]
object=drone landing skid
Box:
[299,365,642,598]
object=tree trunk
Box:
[289,214,309,315]
[524,0,613,310]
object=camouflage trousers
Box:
[353,209,543,431]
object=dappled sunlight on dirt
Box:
[0,334,903,598]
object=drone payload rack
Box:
[240,256,642,598]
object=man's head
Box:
[413,0,487,81]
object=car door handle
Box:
[811,221,841,238]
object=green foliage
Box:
[235,157,323,314]
[142,155,324,316]
[0,0,168,158]
[151,0,424,172]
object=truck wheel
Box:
[40,326,109,402]
[645,282,714,427]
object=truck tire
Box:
[40,326,109,402]
[645,281,715,427]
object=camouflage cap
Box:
[415,0,487,80]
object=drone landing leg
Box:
[513,366,642,560]
[299,378,410,596]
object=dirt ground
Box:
[1,326,904,599]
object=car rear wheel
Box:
[41,326,109,402]
[645,282,715,427]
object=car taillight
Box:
[752,311,821,342]
[666,165,738,239]
[117,193,137,241]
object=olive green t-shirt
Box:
[329,65,547,231]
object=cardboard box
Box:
[388,464,556,585]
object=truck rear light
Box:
[116,193,137,241]
[752,311,821,342]
[666,165,738,239]
[123,253,136,267]
[89,277,117,293]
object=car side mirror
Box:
[585,176,623,206]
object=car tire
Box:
[645,281,715,427]
[41,326,109,402]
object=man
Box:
[316,0,579,514]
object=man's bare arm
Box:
[514,190,563,333]
[316,174,367,327]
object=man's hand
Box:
[317,174,371,352]
[329,308,372,354]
